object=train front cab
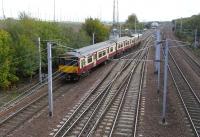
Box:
[58,56,80,80]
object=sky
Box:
[0,0,199,22]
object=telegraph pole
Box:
[47,42,53,117]
[38,37,42,83]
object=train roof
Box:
[116,36,131,43]
[63,36,133,58]
[65,40,113,57]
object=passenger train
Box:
[58,34,143,80]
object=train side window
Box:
[98,52,102,58]
[110,47,113,52]
[87,56,93,63]
[102,50,106,56]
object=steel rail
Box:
[86,36,151,137]
[53,32,153,137]
[85,49,146,137]
[0,70,62,113]
[161,44,200,137]
[53,48,142,137]
[0,73,64,136]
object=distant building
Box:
[151,22,159,29]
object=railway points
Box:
[1,25,200,137]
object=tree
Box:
[0,29,18,89]
[82,18,109,43]
[0,12,91,89]
[125,14,138,29]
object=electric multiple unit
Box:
[58,35,142,80]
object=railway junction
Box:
[0,24,200,137]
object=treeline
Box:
[123,14,144,30]
[173,14,200,43]
[0,13,110,90]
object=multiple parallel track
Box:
[167,45,200,137]
[52,34,152,137]
[0,72,65,136]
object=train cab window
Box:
[64,57,78,66]
[59,58,65,65]
[87,56,93,63]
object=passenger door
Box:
[93,53,97,67]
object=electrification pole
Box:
[162,39,169,123]
[2,0,5,19]
[194,29,197,48]
[47,42,53,117]
[113,0,116,26]
[156,30,161,93]
[92,32,95,45]
[38,37,42,83]
[53,0,55,22]
[135,17,136,34]
[119,25,121,37]
[180,18,182,32]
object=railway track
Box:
[0,37,147,137]
[51,34,152,137]
[166,46,200,137]
[89,47,148,137]
[0,71,62,113]
[0,72,66,137]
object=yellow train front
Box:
[58,53,80,80]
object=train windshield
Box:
[59,57,78,66]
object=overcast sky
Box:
[1,0,199,22]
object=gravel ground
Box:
[6,27,199,137]
[136,40,192,137]
[7,62,115,137]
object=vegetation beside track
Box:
[0,12,92,90]
[172,14,200,57]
